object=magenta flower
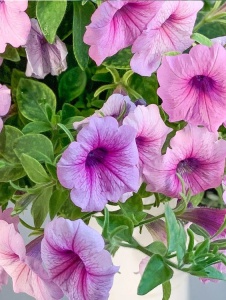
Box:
[179,207,226,237]
[41,218,119,300]
[25,19,67,79]
[0,84,11,132]
[123,104,171,174]
[58,116,139,211]
[131,1,203,76]
[158,44,226,132]
[144,125,226,198]
[84,0,162,65]
[0,0,31,53]
[73,93,135,130]
[0,220,63,299]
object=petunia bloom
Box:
[0,220,63,299]
[84,0,162,65]
[144,125,226,198]
[157,43,226,132]
[0,0,31,53]
[0,208,19,291]
[123,104,171,174]
[73,93,136,131]
[58,116,139,211]
[179,207,226,238]
[131,1,203,76]
[25,19,67,79]
[0,84,11,132]
[41,218,119,300]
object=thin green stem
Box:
[135,213,165,227]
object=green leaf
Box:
[13,193,38,215]
[191,266,226,280]
[190,192,204,206]
[138,254,173,295]
[49,188,69,219]
[20,154,50,184]
[146,241,167,256]
[103,47,132,69]
[0,183,15,205]
[17,78,56,123]
[96,214,134,243]
[59,197,87,220]
[165,204,187,264]
[11,69,26,101]
[0,45,20,62]
[191,33,213,46]
[14,134,54,163]
[22,121,52,134]
[58,67,87,102]
[0,126,23,163]
[36,0,67,43]
[162,281,171,300]
[128,73,158,104]
[0,160,25,182]
[31,185,53,228]
[73,1,95,70]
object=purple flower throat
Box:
[176,157,199,175]
[86,147,108,167]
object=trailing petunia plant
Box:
[1,0,226,299]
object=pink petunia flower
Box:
[73,93,136,130]
[25,19,67,79]
[144,125,226,198]
[131,1,203,76]
[58,116,139,212]
[0,208,19,291]
[0,220,63,299]
[41,218,119,300]
[0,84,11,132]
[0,0,31,53]
[123,104,171,174]
[84,0,162,65]
[157,44,226,132]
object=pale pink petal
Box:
[131,1,203,76]
[0,266,8,291]
[0,84,11,117]
[158,44,226,132]
[0,221,62,300]
[84,0,162,65]
[212,36,226,46]
[41,218,119,300]
[0,0,31,53]
[139,256,150,276]
[123,104,172,172]
[144,125,226,198]
[0,208,19,231]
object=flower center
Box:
[190,75,215,91]
[86,147,108,167]
[136,136,147,148]
[176,157,199,175]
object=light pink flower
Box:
[73,93,135,131]
[0,220,63,299]
[0,208,19,291]
[131,1,203,76]
[212,36,226,46]
[58,116,139,212]
[0,0,31,53]
[123,104,171,174]
[144,125,226,198]
[84,0,162,65]
[25,19,67,79]
[158,44,226,132]
[41,218,119,300]
[0,84,11,132]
